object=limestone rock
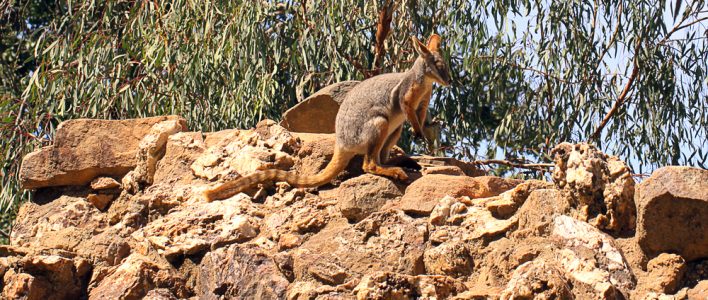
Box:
[2,270,50,300]
[645,253,687,294]
[86,193,114,211]
[130,194,259,261]
[551,142,636,234]
[688,280,708,299]
[551,215,635,298]
[399,175,522,215]
[423,241,473,277]
[191,121,297,184]
[476,180,556,219]
[90,177,121,190]
[514,189,571,234]
[88,253,188,299]
[636,166,708,261]
[353,272,467,299]
[412,156,486,177]
[281,81,360,133]
[11,196,107,253]
[500,260,573,300]
[293,211,428,281]
[122,119,185,193]
[20,116,186,189]
[195,244,289,299]
[422,165,465,176]
[336,174,402,222]
[153,131,206,184]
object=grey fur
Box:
[335,50,450,163]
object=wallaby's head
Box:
[411,34,451,86]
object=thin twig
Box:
[0,229,9,238]
[472,159,554,172]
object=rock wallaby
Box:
[204,34,450,201]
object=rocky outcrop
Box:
[5,116,707,299]
[551,142,636,235]
[20,116,186,189]
[635,166,708,262]
[280,81,360,133]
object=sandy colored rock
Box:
[399,175,522,215]
[86,193,114,211]
[11,196,107,251]
[515,188,571,234]
[2,270,50,300]
[424,241,473,277]
[88,253,188,300]
[422,165,466,176]
[336,174,402,222]
[293,211,427,280]
[122,119,185,193]
[551,215,635,298]
[645,253,687,294]
[90,177,121,190]
[412,156,486,177]
[191,122,297,184]
[153,131,206,184]
[20,116,186,189]
[636,166,708,261]
[281,80,360,133]
[551,142,636,234]
[130,194,259,261]
[353,272,467,299]
[688,280,708,299]
[195,244,289,299]
[500,259,573,300]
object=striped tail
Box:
[203,148,355,201]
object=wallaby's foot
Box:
[364,164,409,181]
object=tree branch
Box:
[472,159,554,172]
[373,0,395,75]
[590,54,639,141]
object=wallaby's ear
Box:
[426,34,441,52]
[411,36,431,57]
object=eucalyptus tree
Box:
[1,0,706,222]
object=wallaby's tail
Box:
[203,147,355,201]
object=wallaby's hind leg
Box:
[380,125,403,163]
[362,119,409,181]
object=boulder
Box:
[20,116,186,189]
[399,175,522,215]
[293,211,428,281]
[551,215,635,298]
[336,174,402,222]
[514,189,571,234]
[130,194,259,261]
[152,131,206,184]
[90,177,121,190]
[551,142,636,234]
[353,272,467,299]
[688,280,708,299]
[280,81,360,133]
[500,260,573,300]
[423,241,474,277]
[11,196,106,251]
[195,244,289,299]
[636,166,708,261]
[88,254,188,300]
[644,253,686,294]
